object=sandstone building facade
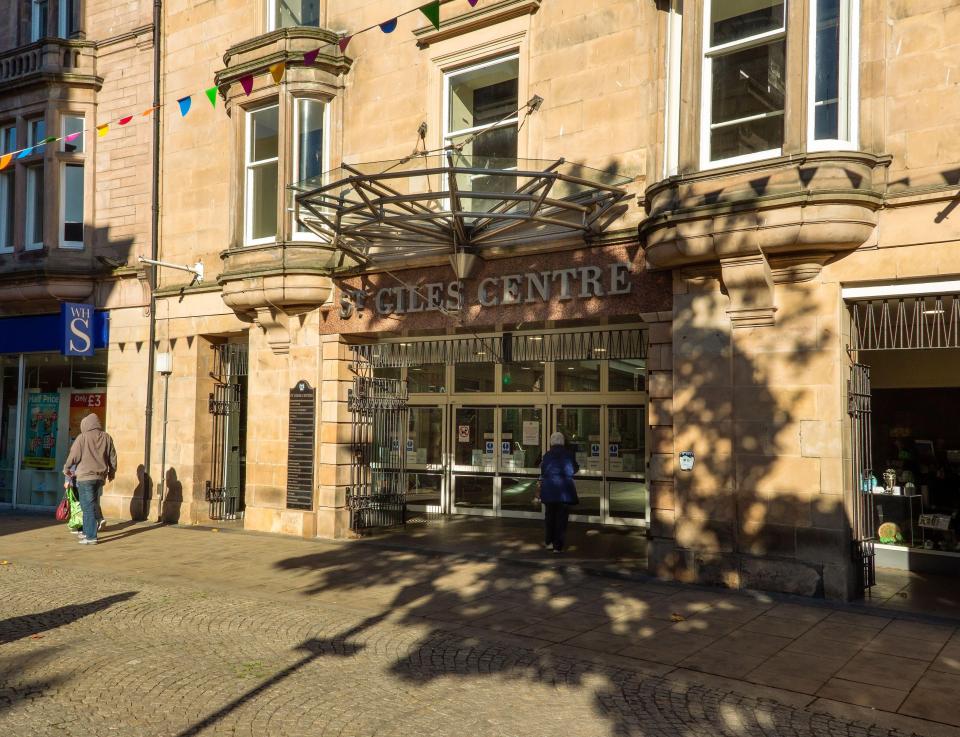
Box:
[1,0,959,601]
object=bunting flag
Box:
[205,87,218,107]
[379,18,398,33]
[63,132,81,143]
[39,136,58,144]
[142,106,157,116]
[468,0,479,5]
[177,96,192,117]
[269,62,286,84]
[420,1,440,30]
[0,154,11,171]
[338,35,353,53]
[118,115,133,126]
[240,75,254,95]
[97,124,109,137]
[303,48,320,65]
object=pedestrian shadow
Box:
[0,646,68,717]
[0,591,137,645]
[95,521,165,544]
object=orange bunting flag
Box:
[142,106,157,116]
[118,116,133,126]
[338,35,353,53]
[269,62,286,84]
[97,124,109,137]
[0,154,11,171]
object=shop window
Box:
[555,359,601,392]
[444,55,519,205]
[292,98,326,238]
[244,104,279,244]
[608,359,646,392]
[408,363,445,393]
[267,0,320,30]
[0,358,17,504]
[455,363,495,393]
[25,165,44,249]
[60,163,84,248]
[30,0,48,41]
[809,0,858,149]
[502,361,544,392]
[701,0,786,167]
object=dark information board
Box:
[286,379,316,510]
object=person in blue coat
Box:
[538,431,579,553]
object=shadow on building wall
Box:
[161,467,183,524]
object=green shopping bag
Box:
[67,484,83,530]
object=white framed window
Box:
[701,0,786,169]
[60,163,84,248]
[30,0,48,42]
[28,117,46,147]
[0,170,13,253]
[58,0,77,38]
[443,54,520,209]
[266,0,320,31]
[25,165,44,250]
[292,98,327,239]
[0,125,15,155]
[61,115,84,153]
[663,0,683,178]
[244,104,279,245]
[808,0,858,150]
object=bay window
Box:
[245,105,279,244]
[292,98,326,238]
[809,0,858,149]
[701,0,786,168]
[60,116,85,248]
[267,0,320,30]
[25,166,44,250]
[30,0,48,42]
[0,126,14,253]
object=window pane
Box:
[501,476,540,512]
[407,472,442,507]
[454,475,493,509]
[296,99,324,182]
[454,407,495,467]
[63,163,83,243]
[608,406,645,474]
[61,0,76,36]
[250,161,278,240]
[0,172,13,249]
[250,107,278,163]
[27,166,44,245]
[710,0,784,46]
[276,0,321,28]
[814,0,841,140]
[407,408,443,465]
[501,406,542,472]
[502,361,544,392]
[555,360,601,392]
[32,0,48,41]
[455,363,495,393]
[555,406,601,472]
[575,479,603,516]
[0,127,15,155]
[62,116,84,153]
[447,58,519,134]
[408,363,446,393]
[373,366,401,382]
[29,119,46,147]
[609,359,647,392]
[609,481,647,520]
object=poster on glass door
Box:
[22,393,60,469]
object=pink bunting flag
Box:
[240,75,254,96]
[269,62,286,84]
[379,18,398,33]
[303,48,320,65]
[338,35,353,53]
[468,0,479,6]
[63,132,82,143]
[118,115,133,126]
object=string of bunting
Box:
[0,0,481,171]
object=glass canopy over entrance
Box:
[288,154,632,274]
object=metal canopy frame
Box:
[289,153,631,273]
[849,295,960,351]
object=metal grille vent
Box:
[850,295,960,351]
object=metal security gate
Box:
[206,343,248,521]
[347,356,409,533]
[848,360,875,591]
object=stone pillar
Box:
[316,334,352,539]
[642,309,679,579]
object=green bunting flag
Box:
[419,1,440,30]
[205,87,218,108]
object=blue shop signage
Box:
[61,302,95,357]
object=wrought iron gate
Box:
[206,343,248,521]
[347,354,409,533]
[847,360,876,591]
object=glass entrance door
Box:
[452,406,496,514]
[499,406,544,517]
[554,406,603,519]
[405,405,445,513]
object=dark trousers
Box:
[544,502,569,551]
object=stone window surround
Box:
[670,0,860,176]
[0,102,93,256]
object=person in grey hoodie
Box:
[63,413,117,545]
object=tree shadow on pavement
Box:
[0,591,137,645]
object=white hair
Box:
[549,432,565,446]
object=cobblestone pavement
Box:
[0,519,956,737]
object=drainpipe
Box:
[143,0,162,521]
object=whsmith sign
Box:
[61,302,95,357]
[339,263,635,319]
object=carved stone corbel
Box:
[719,253,777,328]
[253,306,296,355]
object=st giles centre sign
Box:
[339,263,635,318]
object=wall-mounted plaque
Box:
[286,380,316,510]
